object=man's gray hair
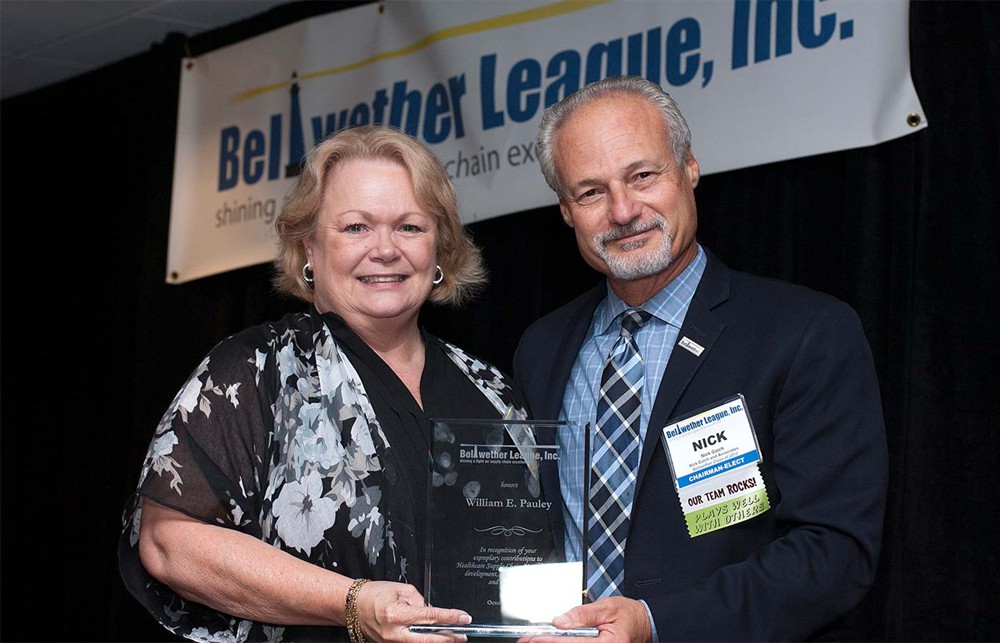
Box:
[536,76,692,198]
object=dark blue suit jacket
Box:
[513,250,887,641]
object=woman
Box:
[119,126,527,642]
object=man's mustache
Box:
[596,216,666,246]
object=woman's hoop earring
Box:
[302,262,314,284]
[433,265,444,285]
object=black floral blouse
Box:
[119,309,526,642]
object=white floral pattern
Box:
[272,470,340,555]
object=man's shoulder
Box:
[730,268,839,304]
[713,265,864,340]
[520,283,604,341]
[711,257,849,311]
[514,284,604,378]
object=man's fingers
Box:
[553,603,605,628]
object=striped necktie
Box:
[588,307,651,599]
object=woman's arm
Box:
[139,499,470,640]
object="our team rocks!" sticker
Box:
[661,395,771,538]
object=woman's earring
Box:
[302,262,314,284]
[433,265,444,285]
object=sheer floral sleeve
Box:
[118,328,274,641]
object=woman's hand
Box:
[354,580,471,642]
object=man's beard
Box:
[594,214,673,281]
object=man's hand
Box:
[522,597,653,643]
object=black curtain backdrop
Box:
[2,1,997,641]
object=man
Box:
[514,76,887,641]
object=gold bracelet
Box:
[345,578,371,643]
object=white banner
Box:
[167,0,926,283]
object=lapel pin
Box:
[678,336,705,356]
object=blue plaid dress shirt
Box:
[558,244,707,561]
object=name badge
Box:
[661,395,771,538]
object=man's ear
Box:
[559,201,574,227]
[686,152,701,188]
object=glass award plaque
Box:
[413,419,597,638]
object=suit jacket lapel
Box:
[635,252,731,493]
[538,283,606,556]
[539,284,606,420]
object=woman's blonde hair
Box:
[273,125,486,305]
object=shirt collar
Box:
[595,244,707,335]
